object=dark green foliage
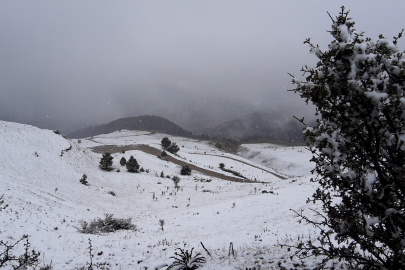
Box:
[289,7,405,269]
[167,142,180,154]
[161,150,168,157]
[167,248,206,270]
[219,163,225,169]
[120,157,126,166]
[79,214,136,234]
[161,137,171,149]
[180,165,191,176]
[80,174,89,186]
[99,153,113,170]
[172,176,180,189]
[126,156,139,172]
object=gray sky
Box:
[0,1,404,133]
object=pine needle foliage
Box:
[120,157,126,166]
[161,137,171,149]
[289,6,405,269]
[99,153,113,171]
[126,156,140,172]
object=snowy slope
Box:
[0,121,325,269]
[238,143,314,178]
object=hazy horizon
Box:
[1,1,404,133]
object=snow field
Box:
[0,122,322,269]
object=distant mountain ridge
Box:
[200,111,304,143]
[67,115,192,139]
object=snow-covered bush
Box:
[79,214,136,234]
[289,7,405,269]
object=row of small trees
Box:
[99,153,192,175]
[99,153,140,172]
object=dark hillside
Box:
[67,115,192,139]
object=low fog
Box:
[0,1,404,133]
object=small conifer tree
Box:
[80,174,88,186]
[126,156,140,172]
[161,137,171,149]
[99,153,113,170]
[120,157,127,166]
[180,165,191,176]
[167,143,180,154]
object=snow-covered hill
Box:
[0,121,323,269]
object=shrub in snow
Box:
[126,156,140,172]
[161,150,168,157]
[79,174,88,186]
[120,157,126,166]
[161,137,171,149]
[172,176,180,190]
[219,163,225,169]
[79,214,136,234]
[0,196,41,269]
[167,247,206,270]
[159,219,165,231]
[180,165,191,176]
[288,7,405,269]
[99,153,113,171]
[167,142,180,154]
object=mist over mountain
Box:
[67,115,191,139]
[200,111,305,143]
[67,111,305,144]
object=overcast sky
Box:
[0,1,404,133]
